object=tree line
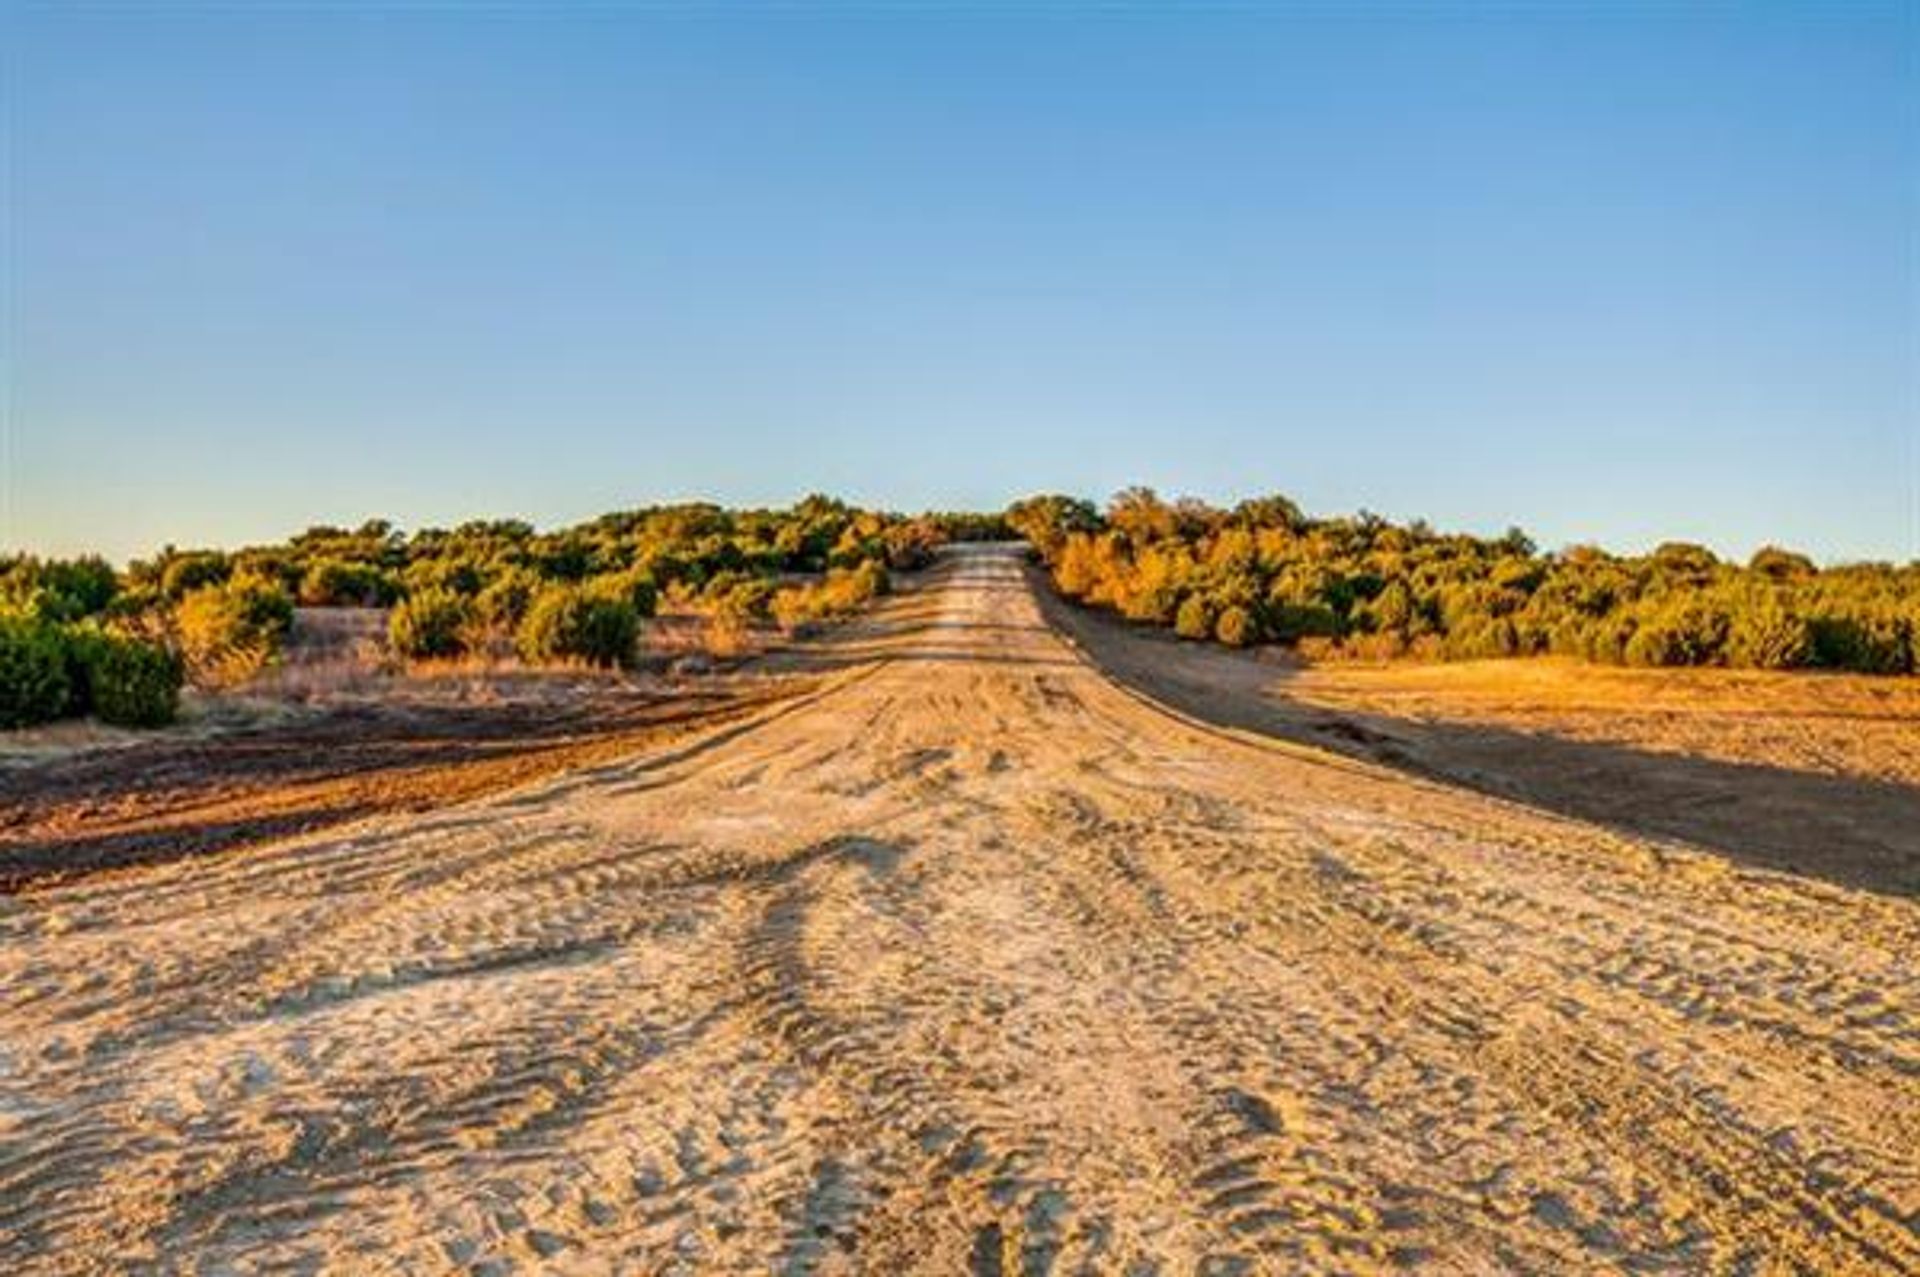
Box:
[0,497,959,729]
[1009,488,1920,674]
[8,487,1908,732]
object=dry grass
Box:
[263,605,770,701]
[1288,656,1920,786]
[648,611,766,663]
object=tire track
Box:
[1,545,1914,1272]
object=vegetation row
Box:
[1008,490,1920,675]
[11,485,1907,734]
[1,498,976,730]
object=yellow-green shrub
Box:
[1214,605,1256,648]
[1174,594,1213,640]
[388,588,474,661]
[771,563,889,630]
[175,574,294,685]
[515,584,638,667]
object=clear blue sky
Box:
[5,2,1916,564]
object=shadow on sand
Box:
[1032,571,1920,901]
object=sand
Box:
[1,545,1914,1273]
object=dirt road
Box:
[3,546,1915,1274]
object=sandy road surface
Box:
[3,546,1916,1274]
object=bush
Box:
[388,588,474,661]
[1051,536,1106,599]
[1114,559,1183,624]
[1214,604,1256,648]
[588,569,660,619]
[700,605,754,658]
[1584,615,1635,665]
[1361,580,1417,636]
[769,590,815,632]
[516,584,638,667]
[1808,607,1911,675]
[1174,594,1213,640]
[300,558,393,607]
[175,574,295,685]
[1006,494,1101,559]
[1750,546,1816,581]
[771,563,889,630]
[160,552,232,600]
[1622,624,1674,668]
[1650,541,1719,582]
[1622,598,1728,668]
[0,556,119,623]
[475,568,542,634]
[700,571,778,623]
[1725,597,1811,670]
[0,619,72,728]
[1267,600,1343,642]
[1443,616,1519,661]
[883,518,944,570]
[852,559,889,599]
[72,632,183,727]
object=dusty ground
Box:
[0,672,806,895]
[1041,589,1920,901]
[1,545,1916,1273]
[0,603,816,894]
[1288,658,1920,789]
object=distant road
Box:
[3,544,1914,1273]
